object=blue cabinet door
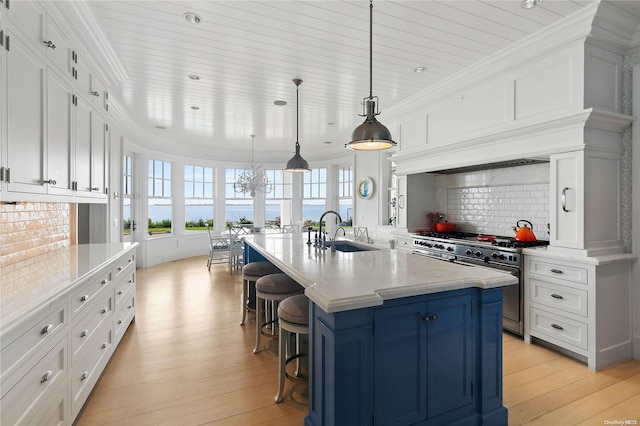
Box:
[426,293,474,419]
[373,302,427,425]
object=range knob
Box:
[465,249,473,256]
[446,246,454,252]
[475,251,483,257]
[499,254,506,260]
[491,252,499,259]
[426,243,433,248]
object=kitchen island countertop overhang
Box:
[243,233,518,313]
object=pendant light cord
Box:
[369,0,373,100]
[296,83,299,146]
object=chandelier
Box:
[233,135,272,197]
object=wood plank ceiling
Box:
[83,0,635,162]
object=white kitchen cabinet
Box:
[0,244,137,425]
[44,17,73,82]
[549,148,623,256]
[47,70,74,196]
[3,28,47,196]
[74,95,93,197]
[4,0,46,57]
[91,113,109,199]
[524,251,634,370]
[396,173,436,232]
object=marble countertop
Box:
[244,234,517,313]
[1,243,138,330]
[522,246,637,265]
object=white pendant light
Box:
[346,0,396,151]
[284,79,310,172]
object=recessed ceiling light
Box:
[274,100,287,106]
[155,125,167,130]
[183,12,202,24]
[522,0,542,9]
[188,74,200,80]
[414,66,428,74]
[191,106,200,110]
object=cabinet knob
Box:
[80,329,88,338]
[101,343,108,350]
[550,293,564,300]
[128,279,133,284]
[41,371,53,383]
[118,290,123,295]
[424,314,438,322]
[118,266,123,271]
[43,40,56,49]
[41,324,54,335]
[127,305,132,309]
[91,91,100,97]
[101,279,108,285]
[117,320,123,325]
[101,308,107,314]
[81,371,89,381]
[80,294,89,302]
[43,179,56,185]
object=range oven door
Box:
[457,258,522,336]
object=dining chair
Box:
[229,225,254,274]
[353,226,374,244]
[281,224,300,234]
[206,223,230,271]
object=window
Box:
[123,155,133,237]
[225,168,254,225]
[148,159,172,235]
[338,166,353,226]
[265,169,292,229]
[184,165,214,230]
[303,168,326,225]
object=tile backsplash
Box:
[435,163,550,239]
[0,203,71,268]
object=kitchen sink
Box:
[332,241,378,253]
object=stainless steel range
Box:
[412,232,548,336]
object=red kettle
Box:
[513,220,537,242]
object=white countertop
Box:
[1,243,138,330]
[244,234,517,313]
[522,246,637,265]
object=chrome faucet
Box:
[317,210,342,249]
[330,227,346,252]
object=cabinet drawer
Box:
[30,379,69,426]
[0,336,67,426]
[71,327,113,419]
[114,270,135,309]
[114,287,135,342]
[1,302,67,381]
[70,269,112,318]
[528,259,588,284]
[529,307,588,350]
[529,278,588,317]
[70,292,113,364]
[114,252,135,280]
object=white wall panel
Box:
[515,58,573,120]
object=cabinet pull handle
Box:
[80,329,88,338]
[5,168,10,183]
[80,294,89,302]
[398,194,405,209]
[551,323,564,331]
[43,40,56,49]
[43,179,56,185]
[550,293,564,299]
[41,371,53,383]
[81,371,89,381]
[41,324,54,335]
[424,314,438,322]
[550,269,563,274]
[561,187,570,212]
[91,90,100,97]
[90,187,99,191]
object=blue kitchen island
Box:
[243,234,516,426]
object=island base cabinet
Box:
[305,288,508,426]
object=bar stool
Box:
[240,261,280,325]
[275,294,309,403]
[254,273,303,354]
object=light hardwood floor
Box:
[77,255,640,425]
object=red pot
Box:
[435,222,457,233]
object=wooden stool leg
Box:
[275,326,288,403]
[253,296,263,354]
